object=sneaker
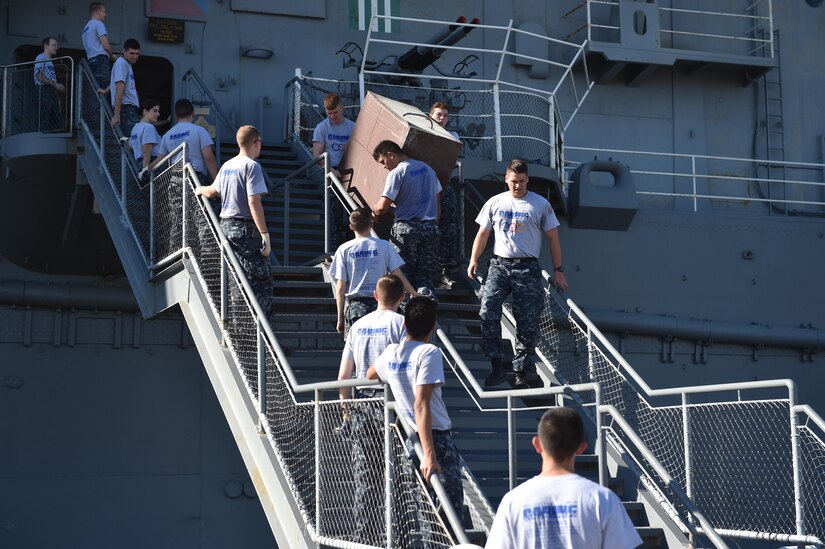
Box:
[485,358,509,387]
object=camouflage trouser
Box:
[87,55,110,89]
[351,400,385,545]
[398,431,464,545]
[220,218,274,327]
[345,298,378,334]
[479,257,543,374]
[390,220,440,293]
[118,104,141,141]
[437,184,459,270]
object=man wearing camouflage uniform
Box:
[429,101,462,288]
[195,125,273,321]
[372,140,441,295]
[467,159,569,389]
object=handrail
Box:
[181,68,235,131]
[2,55,75,138]
[599,405,731,549]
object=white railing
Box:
[566,0,774,58]
[77,60,470,549]
[1,56,74,138]
[564,145,825,215]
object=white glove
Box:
[138,167,150,185]
[260,232,271,257]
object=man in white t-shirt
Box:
[368,297,464,517]
[81,2,116,89]
[330,207,417,334]
[151,98,217,184]
[372,140,442,295]
[337,274,406,545]
[110,38,141,137]
[196,125,272,322]
[467,159,569,390]
[486,407,642,549]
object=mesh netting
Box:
[77,62,458,548]
[798,422,825,538]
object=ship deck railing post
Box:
[587,0,592,42]
[257,317,266,433]
[456,160,465,263]
[383,386,393,549]
[99,100,105,169]
[323,152,330,256]
[595,386,606,488]
[691,155,698,212]
[789,384,806,539]
[314,388,322,537]
[682,392,695,546]
[293,68,302,141]
[507,395,516,490]
[220,250,228,337]
[181,144,188,252]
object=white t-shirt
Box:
[312,117,355,167]
[33,53,56,86]
[475,191,560,259]
[157,121,214,176]
[330,236,405,299]
[343,310,406,378]
[211,155,268,219]
[373,340,451,432]
[130,121,161,161]
[486,474,642,549]
[110,57,139,108]
[381,159,442,222]
[82,19,108,58]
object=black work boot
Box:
[485,358,509,387]
[438,267,458,289]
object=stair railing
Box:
[78,59,470,549]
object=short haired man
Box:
[368,297,464,517]
[110,38,141,137]
[33,37,65,132]
[485,408,642,549]
[82,2,116,89]
[312,93,355,247]
[429,101,461,288]
[151,98,218,185]
[337,274,407,544]
[372,140,442,295]
[195,125,273,320]
[330,207,417,334]
[467,159,569,390]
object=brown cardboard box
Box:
[339,92,462,214]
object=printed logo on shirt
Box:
[388,360,411,372]
[168,130,191,142]
[222,168,240,176]
[500,210,530,236]
[522,503,578,521]
[409,166,428,178]
[327,133,350,152]
[356,327,388,337]
[349,249,379,259]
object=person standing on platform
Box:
[82,2,115,90]
[195,125,272,320]
[485,407,642,549]
[330,207,417,334]
[110,38,141,137]
[429,101,461,288]
[150,98,217,185]
[372,140,442,296]
[467,159,568,390]
[33,37,65,132]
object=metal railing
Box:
[462,179,824,545]
[181,68,236,163]
[77,60,470,549]
[565,0,774,58]
[1,56,74,138]
[564,145,825,216]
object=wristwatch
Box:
[554,266,564,273]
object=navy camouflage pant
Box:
[479,257,543,374]
[118,104,140,141]
[437,184,459,270]
[345,298,378,334]
[220,218,273,326]
[390,220,440,293]
[87,54,110,89]
[350,400,385,545]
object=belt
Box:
[494,255,537,265]
[222,217,255,223]
[348,296,374,303]
[89,54,107,60]
[396,218,437,224]
[433,429,452,436]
